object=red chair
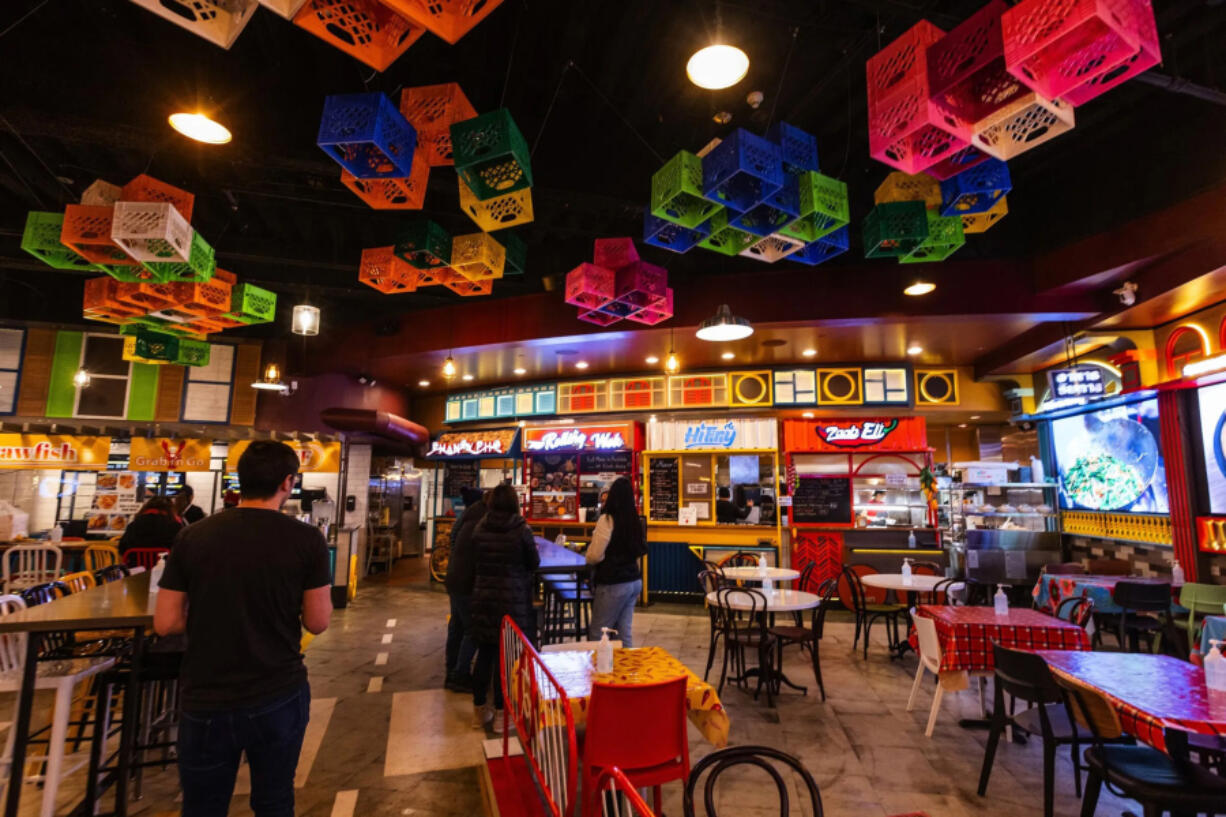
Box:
[582,676,690,817]
[122,548,168,570]
[596,768,658,817]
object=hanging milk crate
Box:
[133,329,180,362]
[168,269,236,318]
[766,122,820,176]
[394,221,451,269]
[643,213,708,254]
[925,145,989,181]
[1062,0,1159,105]
[83,277,143,319]
[440,270,493,297]
[939,159,1011,215]
[701,128,785,214]
[122,335,166,365]
[61,205,144,270]
[613,261,667,310]
[143,231,216,284]
[971,92,1073,160]
[625,288,674,326]
[501,232,526,276]
[293,0,425,72]
[223,283,277,324]
[791,226,850,266]
[961,196,1008,234]
[115,281,179,314]
[398,83,477,167]
[1001,0,1147,101]
[577,308,621,327]
[258,0,309,18]
[732,175,801,238]
[375,0,502,44]
[341,155,429,210]
[318,93,417,179]
[360,246,418,294]
[450,233,506,282]
[593,238,638,271]
[22,212,97,271]
[111,202,192,264]
[862,201,929,259]
[874,171,942,209]
[901,212,966,263]
[81,180,123,207]
[651,151,721,229]
[699,209,756,257]
[565,263,615,310]
[867,20,945,111]
[741,233,804,264]
[925,1,1029,126]
[779,172,848,243]
[128,0,259,49]
[174,339,212,367]
[120,174,195,222]
[458,177,534,231]
[868,76,971,175]
[451,109,533,200]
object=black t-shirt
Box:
[118,512,183,555]
[160,507,331,711]
[182,504,206,524]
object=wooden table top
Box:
[0,573,154,633]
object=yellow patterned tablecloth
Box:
[536,646,730,748]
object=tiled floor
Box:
[7,558,1141,816]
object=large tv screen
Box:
[1196,381,1226,514]
[1050,397,1169,513]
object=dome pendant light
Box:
[168,112,232,145]
[696,304,754,342]
[292,303,320,336]
[687,44,750,90]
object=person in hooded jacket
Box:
[586,476,647,647]
[443,487,486,692]
[467,483,538,729]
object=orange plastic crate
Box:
[359,246,418,293]
[115,280,178,313]
[120,175,194,222]
[441,270,492,296]
[340,155,428,210]
[377,0,501,44]
[398,83,477,166]
[293,0,425,72]
[169,269,235,317]
[60,205,140,267]
[177,317,228,336]
[83,276,133,313]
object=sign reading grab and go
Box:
[129,438,213,472]
[523,425,632,452]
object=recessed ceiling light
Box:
[970,415,981,420]
[168,112,232,145]
[461,373,474,381]
[576,361,589,370]
[721,351,735,360]
[687,44,750,90]
[646,355,659,365]
[417,380,430,387]
[513,366,527,375]
[802,411,814,418]
[958,423,969,428]
[907,344,923,356]
[802,348,817,358]
[904,280,936,296]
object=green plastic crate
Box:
[174,338,212,367]
[501,231,527,276]
[142,231,216,283]
[862,201,928,259]
[134,329,179,362]
[651,151,721,229]
[451,109,533,201]
[393,221,451,269]
[698,209,755,256]
[21,212,97,271]
[224,283,277,324]
[901,211,966,264]
[780,172,850,242]
[128,315,173,330]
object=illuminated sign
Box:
[429,438,505,457]
[683,421,737,449]
[0,435,111,470]
[813,420,899,448]
[226,440,342,473]
[129,438,212,472]
[1048,367,1105,400]
[524,425,630,452]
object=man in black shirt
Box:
[155,441,332,817]
[175,485,206,524]
[715,486,753,524]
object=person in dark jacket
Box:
[443,488,486,693]
[715,486,753,524]
[468,483,538,728]
[586,477,647,647]
[119,495,184,556]
[174,485,206,524]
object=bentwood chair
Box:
[768,578,837,701]
[698,570,725,682]
[721,552,758,569]
[1055,596,1095,630]
[683,745,824,817]
[716,587,777,706]
[840,565,905,658]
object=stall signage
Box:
[427,429,518,459]
[524,426,628,452]
[683,421,737,449]
[0,434,111,470]
[226,440,342,473]
[129,438,212,472]
[1048,367,1105,400]
[813,419,899,448]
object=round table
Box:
[859,574,962,593]
[719,566,801,582]
[705,589,820,612]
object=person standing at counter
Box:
[119,495,184,556]
[586,476,647,647]
[175,485,206,524]
[715,486,753,524]
[443,488,486,693]
[468,483,539,729]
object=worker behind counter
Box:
[715,486,754,524]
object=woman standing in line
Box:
[586,476,647,647]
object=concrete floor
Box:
[6,557,1141,816]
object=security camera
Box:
[1114,281,1138,307]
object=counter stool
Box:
[540,568,592,645]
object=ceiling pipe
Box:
[1134,71,1226,107]
[319,408,430,449]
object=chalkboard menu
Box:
[649,457,679,521]
[443,461,479,498]
[791,477,852,525]
[582,451,632,475]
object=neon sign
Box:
[1048,367,1105,400]
[429,438,506,457]
[813,420,899,448]
[525,429,626,452]
[683,421,737,449]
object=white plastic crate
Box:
[258,0,309,18]
[971,92,1074,161]
[740,233,804,263]
[81,180,122,207]
[128,0,259,49]
[111,202,193,264]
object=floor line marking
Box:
[375,652,389,666]
[382,633,394,644]
[385,690,484,777]
[367,676,384,693]
[386,618,397,628]
[330,789,358,817]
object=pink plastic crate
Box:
[564,262,615,309]
[1062,0,1159,105]
[868,75,971,174]
[625,288,673,325]
[926,1,1030,125]
[1001,0,1146,101]
[866,21,945,112]
[577,309,622,327]
[593,238,639,271]
[613,261,666,309]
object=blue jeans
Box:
[589,579,642,648]
[446,594,476,679]
[177,683,310,817]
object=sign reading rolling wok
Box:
[226,440,342,473]
[129,438,214,472]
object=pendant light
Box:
[664,329,680,374]
[252,363,288,392]
[687,44,750,90]
[442,354,458,380]
[168,112,232,145]
[696,304,753,342]
[904,279,935,296]
[73,369,91,389]
[292,303,320,336]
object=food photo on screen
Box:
[1050,397,1169,513]
[1196,380,1226,514]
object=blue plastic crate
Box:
[701,128,785,213]
[731,174,801,237]
[939,158,1011,216]
[643,212,709,253]
[767,122,819,175]
[318,93,417,180]
[791,226,849,266]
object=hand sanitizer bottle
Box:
[901,557,913,585]
[49,524,63,544]
[907,530,917,549]
[1205,640,1226,692]
[596,627,617,673]
[1172,559,1185,588]
[149,554,167,597]
[994,584,1009,616]
[757,554,768,576]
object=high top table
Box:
[0,572,154,817]
[535,536,587,572]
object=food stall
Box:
[782,417,939,585]
[642,417,781,599]
[521,421,641,542]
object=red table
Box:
[1037,650,1226,754]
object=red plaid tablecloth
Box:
[916,605,1090,674]
[1037,651,1226,754]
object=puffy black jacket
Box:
[444,500,486,596]
[469,511,540,644]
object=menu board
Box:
[791,477,852,525]
[649,457,679,521]
[443,461,479,498]
[582,451,632,475]
[86,471,140,535]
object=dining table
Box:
[1195,614,1226,658]
[1037,650,1226,756]
[0,571,154,817]
[706,588,820,699]
[1031,573,1184,615]
[860,574,964,658]
[719,566,801,583]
